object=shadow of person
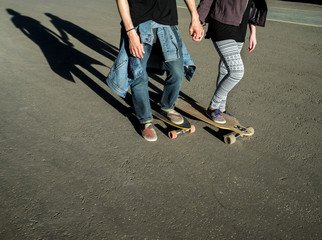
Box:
[7,9,106,82]
[45,13,119,61]
[7,9,137,128]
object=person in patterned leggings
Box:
[197,0,268,124]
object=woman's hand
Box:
[248,24,257,52]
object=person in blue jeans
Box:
[197,0,267,124]
[131,25,185,131]
[109,0,204,141]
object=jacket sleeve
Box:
[197,0,214,24]
[249,0,268,27]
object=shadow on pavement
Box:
[6,9,137,130]
[45,13,119,61]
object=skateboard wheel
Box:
[246,127,255,136]
[224,134,236,144]
[189,125,196,133]
[168,130,178,139]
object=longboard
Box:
[175,97,254,144]
[152,109,195,139]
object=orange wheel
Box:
[189,125,196,133]
[168,130,177,139]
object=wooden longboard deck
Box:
[175,97,253,136]
[152,110,191,130]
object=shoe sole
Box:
[143,137,158,142]
[206,112,226,124]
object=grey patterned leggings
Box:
[210,39,244,111]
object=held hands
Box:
[190,19,204,41]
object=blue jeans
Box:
[131,29,184,124]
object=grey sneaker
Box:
[207,108,226,124]
[141,123,157,142]
[162,109,184,125]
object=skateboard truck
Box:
[168,125,196,139]
[223,126,254,144]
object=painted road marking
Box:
[176,1,322,28]
[268,7,322,27]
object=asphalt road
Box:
[1,0,321,239]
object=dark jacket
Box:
[198,0,267,27]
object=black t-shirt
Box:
[206,0,253,42]
[128,0,178,27]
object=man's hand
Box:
[127,30,145,58]
[116,0,144,58]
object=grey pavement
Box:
[1,0,321,239]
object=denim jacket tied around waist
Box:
[106,20,196,98]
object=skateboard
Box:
[175,97,254,144]
[152,109,196,139]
